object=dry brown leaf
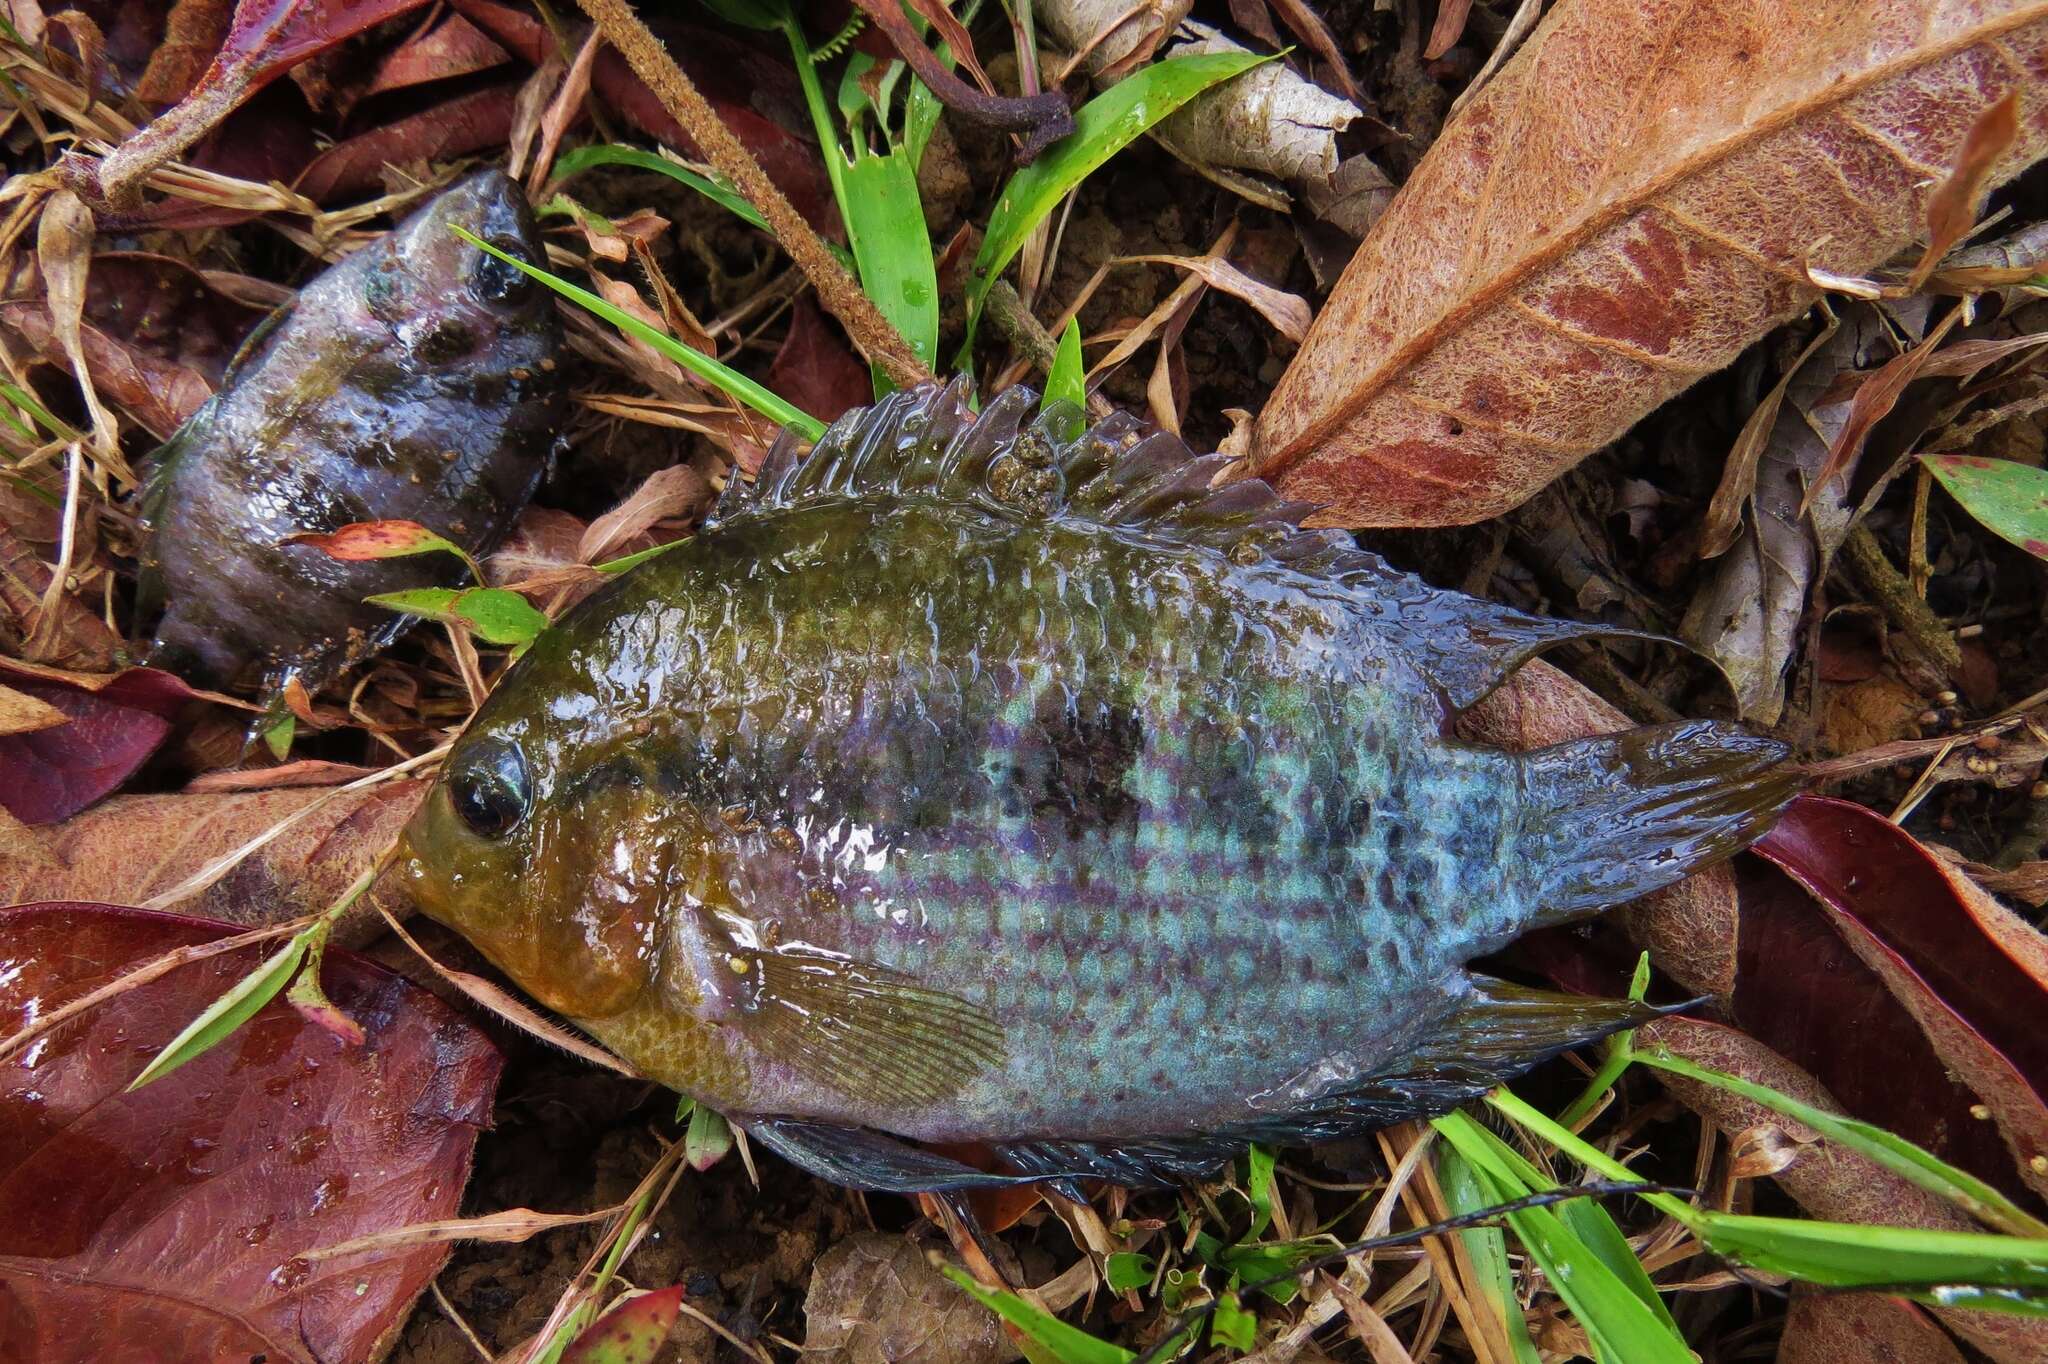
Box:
[0,782,424,942]
[802,1233,1017,1364]
[1777,1293,1968,1364]
[1643,1015,2047,1364]
[1255,0,2048,528]
[0,521,120,672]
[33,189,118,460]
[577,465,708,563]
[1116,251,1311,342]
[1458,659,1739,997]
[0,683,67,736]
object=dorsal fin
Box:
[708,382,1668,711]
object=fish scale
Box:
[400,381,1798,1190]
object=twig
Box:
[1840,523,1963,678]
[573,0,932,392]
[984,280,1114,419]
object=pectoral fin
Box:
[741,1116,1045,1192]
[738,948,1005,1106]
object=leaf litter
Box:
[1,2,2047,1362]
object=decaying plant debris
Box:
[0,1,2047,1362]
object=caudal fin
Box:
[1521,720,1798,925]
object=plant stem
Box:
[573,0,932,391]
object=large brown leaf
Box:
[0,902,501,1363]
[1253,0,2048,527]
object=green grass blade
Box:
[1434,1114,1692,1364]
[1696,1212,2048,1308]
[962,50,1271,349]
[1044,316,1086,440]
[1635,1046,2048,1238]
[1923,454,2048,562]
[126,931,311,1091]
[451,225,822,440]
[0,378,82,441]
[552,144,769,232]
[1436,1145,1544,1364]
[941,1266,1135,1363]
[841,148,938,379]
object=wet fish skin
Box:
[399,383,1795,1169]
[138,170,564,694]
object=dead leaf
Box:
[0,662,200,825]
[0,901,500,1364]
[802,1233,1018,1364]
[1255,1,2048,527]
[91,0,434,203]
[0,683,66,736]
[765,295,871,425]
[1755,797,2048,1199]
[0,781,423,940]
[1456,658,1739,997]
[1909,90,2021,287]
[1777,1292,1968,1364]
[1115,251,1311,342]
[1644,1015,2046,1364]
[578,465,708,564]
[294,81,520,203]
[359,9,510,105]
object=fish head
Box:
[398,713,676,1020]
[361,168,558,369]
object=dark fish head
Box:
[364,168,558,369]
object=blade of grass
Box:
[1043,316,1085,439]
[552,143,768,231]
[453,225,822,439]
[961,50,1271,351]
[126,930,310,1090]
[1433,1113,1693,1364]
[841,148,939,379]
[1436,1145,1545,1364]
[941,1266,1137,1364]
[1634,1045,2048,1238]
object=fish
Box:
[397,381,1798,1193]
[137,169,565,696]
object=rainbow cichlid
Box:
[399,383,1796,1192]
[138,170,564,696]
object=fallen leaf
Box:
[1457,658,1740,998]
[1819,676,1924,755]
[562,1285,686,1364]
[0,524,120,673]
[0,901,500,1364]
[764,295,871,425]
[359,9,510,104]
[1116,250,1312,342]
[0,781,424,940]
[802,1232,1018,1364]
[1753,797,2048,1199]
[1909,90,2021,286]
[285,518,474,567]
[0,662,200,826]
[92,0,434,203]
[0,685,68,737]
[0,301,215,438]
[1254,1,2048,527]
[1777,1292,1968,1364]
[577,466,709,565]
[1641,1014,2045,1364]
[294,82,521,203]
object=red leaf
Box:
[765,295,871,424]
[1747,796,2048,1200]
[562,1285,687,1364]
[0,902,501,1363]
[95,0,434,201]
[360,10,511,103]
[0,663,202,826]
[296,81,521,203]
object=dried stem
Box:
[984,280,1114,419]
[573,0,933,392]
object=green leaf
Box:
[941,1267,1135,1364]
[1437,1146,1544,1364]
[1044,317,1086,440]
[552,144,769,232]
[1635,1046,2048,1238]
[963,50,1270,347]
[692,0,786,31]
[1209,1291,1256,1351]
[1696,1212,2048,1308]
[1103,1251,1154,1293]
[684,1104,733,1170]
[1924,454,2048,562]
[127,931,310,1091]
[842,148,939,381]
[261,710,295,762]
[1244,1143,1277,1239]
[365,586,549,648]
[450,225,823,440]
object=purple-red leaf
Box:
[0,902,501,1363]
[92,0,431,201]
[765,295,871,425]
[0,662,201,825]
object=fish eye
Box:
[449,738,531,838]
[471,237,537,306]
